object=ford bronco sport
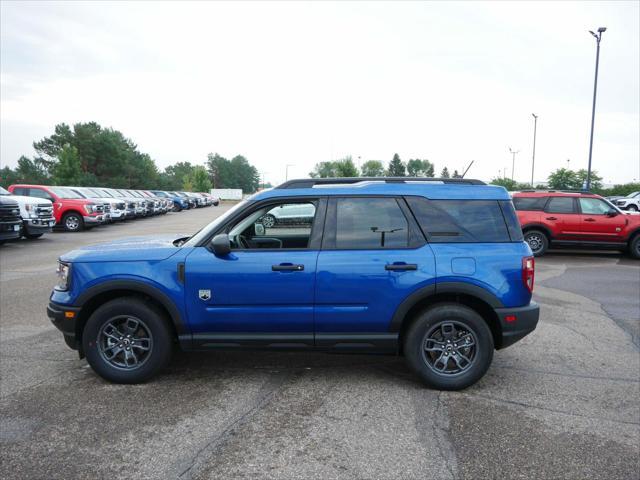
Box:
[513,190,640,258]
[48,178,539,390]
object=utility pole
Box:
[285,164,294,181]
[531,113,538,187]
[509,147,519,182]
[586,27,607,191]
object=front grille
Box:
[127,201,135,209]
[95,204,104,213]
[103,203,111,213]
[116,202,126,210]
[36,204,54,219]
[0,204,21,221]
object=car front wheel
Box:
[83,298,173,383]
[404,304,494,390]
[630,235,640,259]
[62,212,84,232]
[628,205,639,212]
[524,230,548,257]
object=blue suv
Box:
[47,178,539,390]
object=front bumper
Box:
[23,218,55,234]
[495,301,540,349]
[84,215,103,225]
[0,221,22,240]
[47,301,81,350]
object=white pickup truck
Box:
[0,186,56,238]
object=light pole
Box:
[586,27,606,191]
[531,113,538,187]
[285,164,294,181]
[509,147,519,182]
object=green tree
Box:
[334,157,358,177]
[490,178,532,191]
[387,153,405,176]
[0,166,19,188]
[52,145,82,185]
[440,167,450,178]
[360,160,385,177]
[574,169,603,190]
[407,159,435,177]
[547,168,579,189]
[452,170,461,178]
[310,161,337,178]
[206,153,259,193]
[190,166,213,192]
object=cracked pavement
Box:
[1,208,639,479]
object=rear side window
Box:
[12,187,26,196]
[406,198,511,243]
[499,201,524,241]
[333,197,409,249]
[545,197,576,213]
[513,196,547,211]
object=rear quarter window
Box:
[406,198,513,243]
[513,196,547,211]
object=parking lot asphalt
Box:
[1,207,639,480]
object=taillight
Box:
[522,256,535,293]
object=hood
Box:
[60,234,188,263]
[2,194,51,206]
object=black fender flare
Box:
[389,282,503,332]
[74,280,187,334]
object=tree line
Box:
[309,154,463,179]
[0,122,260,193]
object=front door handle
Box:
[385,263,418,271]
[272,263,304,272]
[545,217,558,221]
[584,218,596,222]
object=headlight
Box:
[84,204,96,214]
[55,261,71,291]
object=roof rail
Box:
[519,189,592,194]
[276,177,486,189]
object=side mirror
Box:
[254,223,265,236]
[210,234,231,256]
[607,209,618,217]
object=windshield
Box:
[92,188,112,197]
[0,187,10,195]
[50,187,84,199]
[184,200,249,247]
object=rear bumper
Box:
[495,301,540,349]
[47,301,81,350]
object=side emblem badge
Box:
[198,289,211,301]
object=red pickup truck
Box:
[9,184,105,232]
[513,190,640,259]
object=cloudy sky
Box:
[1,1,638,185]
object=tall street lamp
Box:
[285,164,294,181]
[530,113,538,188]
[509,147,519,182]
[586,27,607,191]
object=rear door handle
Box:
[385,263,418,271]
[584,218,596,222]
[545,217,558,221]
[272,263,304,272]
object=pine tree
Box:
[387,153,406,176]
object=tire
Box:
[404,304,494,390]
[524,229,548,257]
[25,233,43,239]
[261,214,276,228]
[173,203,182,212]
[630,235,640,259]
[82,297,173,384]
[62,212,84,232]
[628,205,639,212]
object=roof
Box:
[513,190,600,197]
[252,177,510,201]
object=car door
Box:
[183,198,325,348]
[578,197,628,242]
[314,196,436,351]
[543,196,580,239]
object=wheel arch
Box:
[74,281,185,349]
[391,283,504,352]
[521,223,553,240]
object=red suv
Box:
[513,191,640,259]
[9,184,105,232]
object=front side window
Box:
[334,197,409,249]
[545,197,576,214]
[579,198,612,215]
[228,201,317,250]
[407,198,511,243]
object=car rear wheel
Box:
[62,212,84,232]
[404,304,494,390]
[261,214,276,228]
[628,205,639,212]
[524,230,548,257]
[83,298,173,383]
[630,235,640,259]
[24,233,43,239]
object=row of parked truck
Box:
[0,184,219,243]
